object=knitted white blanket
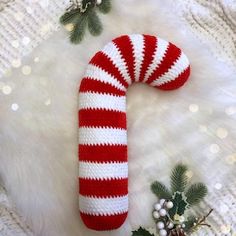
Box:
[0,0,235,236]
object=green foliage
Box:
[88,10,103,36]
[60,0,111,44]
[185,183,208,206]
[151,181,172,200]
[184,215,198,232]
[70,14,88,44]
[168,192,189,217]
[60,9,80,25]
[98,0,111,13]
[132,227,155,236]
[170,163,188,193]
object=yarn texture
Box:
[78,34,190,231]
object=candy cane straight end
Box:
[78,34,190,231]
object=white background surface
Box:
[0,0,235,235]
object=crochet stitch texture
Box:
[78,34,190,231]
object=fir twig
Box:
[70,13,88,44]
[185,183,208,206]
[151,181,172,200]
[170,163,188,193]
[88,9,103,36]
[60,8,81,25]
[97,0,111,13]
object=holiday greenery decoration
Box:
[132,164,212,236]
[60,0,111,44]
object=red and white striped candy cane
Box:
[78,34,190,231]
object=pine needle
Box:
[88,10,103,36]
[151,181,172,199]
[97,0,111,14]
[170,163,188,193]
[70,14,88,44]
[185,183,208,206]
[60,9,81,25]
[184,215,198,232]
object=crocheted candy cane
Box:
[78,34,190,231]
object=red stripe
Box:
[80,212,128,231]
[79,78,126,96]
[139,35,157,82]
[79,109,127,129]
[146,42,181,84]
[113,35,135,82]
[79,178,128,197]
[157,66,190,90]
[90,52,129,89]
[79,144,127,162]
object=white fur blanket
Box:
[0,0,235,235]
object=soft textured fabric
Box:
[78,34,190,231]
[0,0,235,236]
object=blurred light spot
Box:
[11,103,19,111]
[15,12,24,21]
[209,144,220,154]
[22,66,32,75]
[11,58,21,68]
[225,153,236,165]
[34,57,39,63]
[219,204,229,214]
[2,85,12,95]
[189,104,199,113]
[22,37,31,45]
[11,40,19,48]
[221,225,231,234]
[216,128,228,139]
[45,98,51,106]
[214,183,222,190]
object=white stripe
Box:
[102,42,132,85]
[143,38,169,82]
[85,64,126,91]
[79,161,128,179]
[150,52,190,86]
[129,34,145,82]
[79,92,126,112]
[78,127,127,145]
[79,195,128,216]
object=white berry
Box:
[159,229,167,236]
[157,221,165,229]
[159,199,165,206]
[182,224,186,228]
[159,209,167,216]
[179,216,185,222]
[167,222,174,229]
[166,201,174,209]
[153,211,160,219]
[154,203,162,211]
[96,0,102,4]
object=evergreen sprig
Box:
[60,0,111,44]
[151,181,172,200]
[185,183,208,206]
[170,163,188,193]
[132,227,155,236]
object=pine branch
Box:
[88,9,103,36]
[170,164,188,193]
[60,8,81,25]
[70,14,88,44]
[97,0,111,13]
[151,181,172,199]
[185,183,207,206]
[132,227,155,236]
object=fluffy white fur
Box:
[0,0,235,235]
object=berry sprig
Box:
[60,0,111,44]
[132,164,213,236]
